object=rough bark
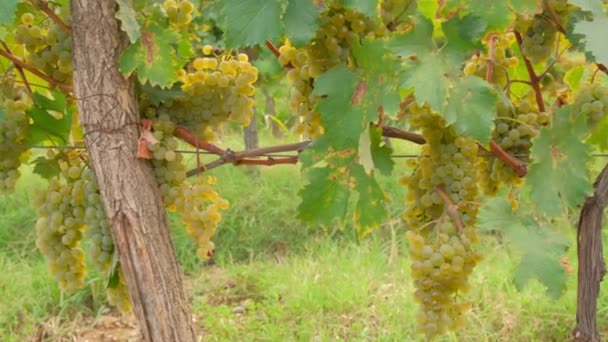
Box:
[243,114,259,150]
[70,2,196,341]
[573,163,608,342]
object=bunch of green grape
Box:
[33,155,88,292]
[15,12,73,83]
[163,0,195,28]
[402,103,481,339]
[463,33,519,87]
[517,0,570,63]
[277,43,324,137]
[147,114,229,259]
[0,75,30,194]
[477,100,548,195]
[571,82,608,128]
[277,3,383,138]
[82,168,114,272]
[142,49,257,140]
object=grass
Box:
[1,133,608,341]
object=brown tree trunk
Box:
[573,163,608,342]
[244,114,259,150]
[70,1,196,341]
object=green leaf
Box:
[221,0,282,48]
[340,0,377,15]
[526,106,593,216]
[370,125,394,175]
[0,0,19,26]
[588,115,608,150]
[298,167,351,224]
[313,65,361,149]
[388,16,436,57]
[119,24,189,87]
[467,0,513,32]
[564,65,587,91]
[31,156,61,180]
[139,83,186,106]
[508,0,540,16]
[478,197,568,298]
[445,76,498,144]
[284,0,320,47]
[442,15,486,54]
[417,0,438,20]
[351,165,388,234]
[401,54,449,112]
[115,0,141,43]
[25,92,72,145]
[570,3,608,64]
[358,125,374,174]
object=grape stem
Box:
[0,44,73,93]
[173,126,224,155]
[488,140,527,177]
[28,0,71,35]
[0,41,32,95]
[435,185,464,233]
[513,31,546,113]
[485,34,497,83]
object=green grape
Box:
[144,114,229,259]
[15,7,73,84]
[571,82,608,128]
[33,155,88,292]
[0,75,31,194]
[140,52,257,139]
[164,0,195,27]
[518,0,570,63]
[463,33,518,87]
[380,0,416,30]
[277,3,385,139]
[403,103,481,339]
[478,99,544,196]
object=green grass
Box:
[1,134,608,341]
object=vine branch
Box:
[514,31,546,113]
[0,44,73,93]
[489,140,527,177]
[0,41,32,95]
[29,0,71,35]
[435,185,464,233]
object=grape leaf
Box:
[119,24,191,87]
[298,166,351,224]
[107,256,121,289]
[478,197,568,298]
[115,0,141,43]
[442,15,486,54]
[388,16,436,58]
[401,54,450,112]
[0,106,4,121]
[340,0,377,15]
[351,165,388,235]
[312,65,361,149]
[588,115,608,150]
[526,106,593,217]
[467,0,513,32]
[221,0,282,48]
[0,0,19,26]
[139,83,186,106]
[508,0,540,16]
[358,125,374,174]
[445,76,498,144]
[25,91,72,145]
[31,156,61,180]
[370,125,394,175]
[564,65,587,91]
[570,3,608,65]
[284,0,320,47]
[417,0,438,20]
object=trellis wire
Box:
[21,144,608,159]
